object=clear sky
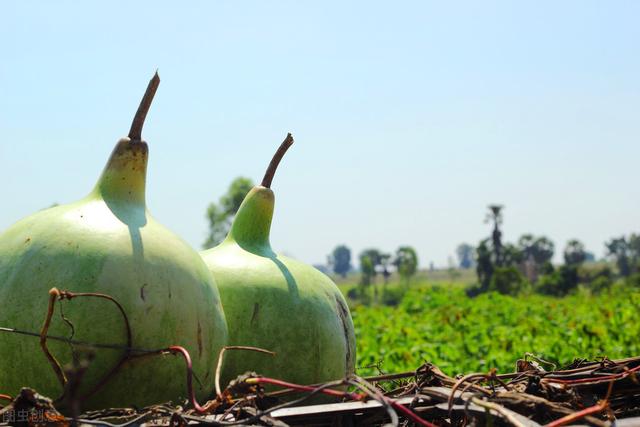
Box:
[1,1,639,268]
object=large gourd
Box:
[201,134,355,389]
[0,74,228,409]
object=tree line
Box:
[328,246,417,281]
[461,205,640,296]
[202,179,639,299]
[327,245,419,305]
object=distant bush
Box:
[585,267,615,294]
[537,265,579,296]
[346,285,373,306]
[488,267,528,295]
[590,275,615,294]
[347,286,359,300]
[381,287,406,306]
[346,283,407,306]
[465,283,484,297]
[627,273,640,289]
[540,261,555,275]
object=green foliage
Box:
[203,177,254,249]
[537,265,579,296]
[485,205,504,266]
[488,267,527,295]
[518,234,554,266]
[356,250,377,303]
[329,245,352,278]
[606,236,632,277]
[582,266,614,294]
[351,285,640,377]
[379,253,392,284]
[475,239,493,292]
[626,273,640,289]
[540,261,555,275]
[380,286,406,306]
[590,275,614,294]
[564,239,587,266]
[394,246,418,284]
[359,249,380,286]
[630,234,640,265]
[606,234,640,277]
[475,232,592,297]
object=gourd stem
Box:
[128,71,160,140]
[261,133,294,188]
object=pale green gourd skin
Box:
[201,186,356,389]
[0,138,228,409]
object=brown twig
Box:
[165,346,208,414]
[542,363,640,385]
[544,401,608,427]
[349,377,437,427]
[129,71,160,140]
[245,375,436,427]
[347,377,400,426]
[245,376,365,401]
[447,373,492,416]
[40,288,68,391]
[470,397,529,427]
[493,391,608,427]
[222,380,351,426]
[214,345,275,398]
[261,133,294,188]
[544,380,614,427]
[56,290,133,402]
[490,368,512,391]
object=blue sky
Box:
[1,1,639,267]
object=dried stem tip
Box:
[128,71,160,140]
[261,133,294,188]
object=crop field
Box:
[345,283,640,377]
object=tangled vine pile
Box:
[1,343,638,426]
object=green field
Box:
[343,281,640,377]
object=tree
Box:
[564,239,587,266]
[532,237,554,265]
[517,234,535,264]
[456,243,474,269]
[629,233,640,271]
[358,248,383,301]
[516,235,553,283]
[517,235,554,266]
[485,205,504,266]
[503,243,524,266]
[537,265,579,296]
[474,206,535,295]
[475,239,493,292]
[329,245,352,278]
[606,236,631,277]
[489,267,527,295]
[360,255,374,284]
[360,249,382,271]
[203,177,254,249]
[379,253,392,284]
[395,246,418,284]
[359,249,381,285]
[605,233,640,277]
[587,266,614,294]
